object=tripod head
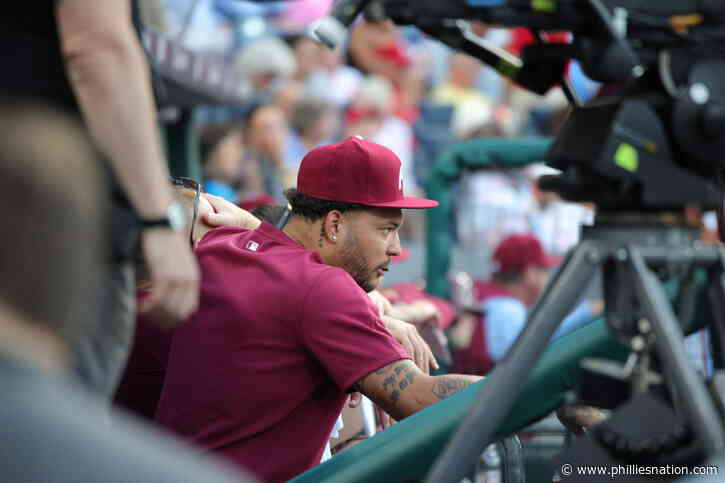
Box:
[313,0,725,211]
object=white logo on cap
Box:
[245,241,260,252]
[354,135,364,140]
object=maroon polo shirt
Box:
[113,291,173,421]
[155,223,408,483]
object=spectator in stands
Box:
[450,100,504,142]
[0,0,200,399]
[526,163,594,257]
[239,104,290,203]
[156,137,487,482]
[235,36,296,96]
[271,79,306,120]
[451,234,601,375]
[451,109,536,277]
[348,19,423,122]
[307,44,363,108]
[286,34,324,84]
[200,123,245,202]
[0,103,251,483]
[429,53,490,110]
[283,97,338,187]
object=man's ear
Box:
[322,210,344,243]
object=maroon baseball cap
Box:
[296,136,438,209]
[493,234,561,273]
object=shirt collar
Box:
[256,221,305,249]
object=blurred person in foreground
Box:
[156,137,489,482]
[0,104,252,483]
[451,234,602,376]
[0,0,199,399]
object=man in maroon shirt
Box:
[156,137,483,482]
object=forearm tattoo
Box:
[371,360,418,409]
[431,376,473,400]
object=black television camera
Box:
[314,0,725,211]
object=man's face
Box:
[338,208,403,292]
[523,266,550,305]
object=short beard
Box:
[340,233,376,293]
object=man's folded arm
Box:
[358,359,482,421]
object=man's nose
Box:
[387,232,402,256]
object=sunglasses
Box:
[170,176,204,248]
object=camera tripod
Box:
[426,210,725,483]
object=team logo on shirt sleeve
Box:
[245,241,260,252]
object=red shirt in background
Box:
[383,283,456,330]
[451,281,513,376]
[155,223,408,483]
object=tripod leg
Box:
[706,247,725,370]
[627,246,725,456]
[425,240,602,483]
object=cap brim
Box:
[363,196,439,209]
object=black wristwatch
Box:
[138,202,186,232]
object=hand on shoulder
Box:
[202,194,261,230]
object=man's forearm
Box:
[59,1,173,218]
[362,359,482,421]
[430,374,482,400]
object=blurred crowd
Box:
[1,2,720,483]
[154,0,601,250]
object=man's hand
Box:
[369,290,439,333]
[138,228,200,327]
[202,194,261,229]
[368,290,393,317]
[375,404,395,430]
[382,315,438,373]
[447,313,477,350]
[556,404,609,434]
[388,300,440,327]
[348,392,363,408]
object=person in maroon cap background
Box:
[155,136,486,482]
[452,233,602,376]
